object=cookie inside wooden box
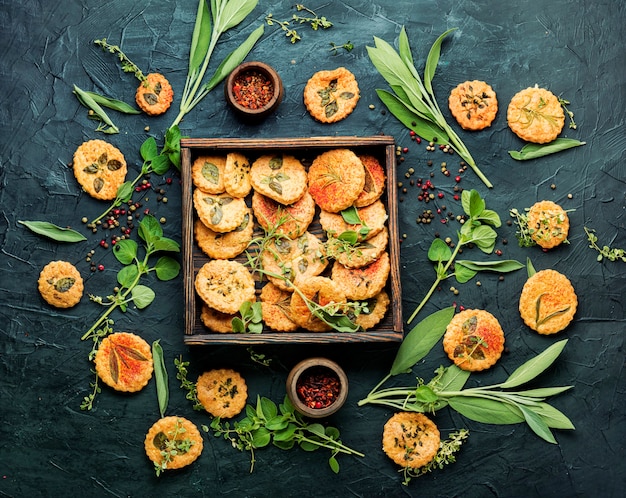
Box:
[180,136,402,345]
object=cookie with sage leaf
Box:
[94,332,153,392]
[73,139,127,200]
[193,189,247,233]
[519,269,577,335]
[250,154,308,205]
[38,260,84,308]
[194,209,253,260]
[192,155,227,194]
[303,67,360,123]
[135,73,174,116]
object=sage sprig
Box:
[170,0,264,129]
[367,27,493,188]
[81,215,180,341]
[73,85,122,134]
[407,189,523,323]
[18,220,86,243]
[509,138,586,160]
[359,310,575,444]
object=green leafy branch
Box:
[584,226,626,262]
[407,190,523,324]
[175,356,204,411]
[329,41,354,55]
[359,308,575,445]
[81,215,181,341]
[265,4,333,44]
[94,38,146,81]
[367,27,493,188]
[206,395,363,473]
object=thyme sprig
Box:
[584,226,626,262]
[80,322,114,410]
[265,4,333,43]
[407,190,523,324]
[94,38,146,81]
[175,356,204,411]
[154,418,195,477]
[329,41,354,55]
[367,27,493,188]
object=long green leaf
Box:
[18,220,86,243]
[390,307,454,375]
[397,26,414,67]
[532,402,575,430]
[424,28,457,95]
[80,91,140,114]
[455,259,525,273]
[189,0,212,73]
[526,257,537,277]
[499,339,568,389]
[218,0,258,32]
[152,340,169,418]
[518,404,557,443]
[431,365,470,392]
[518,386,573,398]
[203,24,264,93]
[448,396,525,425]
[509,138,586,161]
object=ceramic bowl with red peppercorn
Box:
[224,61,284,121]
[286,357,348,418]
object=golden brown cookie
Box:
[448,80,498,131]
[260,282,298,332]
[250,154,308,205]
[307,149,365,213]
[38,260,84,308]
[200,304,236,333]
[443,309,505,372]
[382,412,440,469]
[73,139,127,200]
[144,417,203,471]
[326,226,389,269]
[223,152,252,198]
[354,154,386,207]
[261,231,327,291]
[193,189,247,233]
[194,210,253,260]
[527,200,570,249]
[191,155,227,194]
[252,190,316,239]
[94,332,153,392]
[194,260,256,314]
[303,67,360,123]
[320,199,388,242]
[331,251,390,300]
[354,290,390,330]
[135,73,174,116]
[289,276,347,332]
[507,86,565,143]
[519,269,577,335]
[196,369,248,419]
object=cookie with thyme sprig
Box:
[510,200,570,249]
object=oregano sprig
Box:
[81,214,181,341]
[407,190,523,324]
[265,4,333,44]
[584,226,626,262]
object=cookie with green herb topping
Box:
[527,200,570,249]
[507,86,565,143]
[144,417,203,471]
[192,155,227,194]
[354,290,390,331]
[194,209,253,259]
[382,412,440,469]
[193,189,247,233]
[303,67,360,123]
[326,226,389,269]
[196,369,248,419]
[95,332,153,392]
[449,80,498,131]
[289,276,347,332]
[260,282,298,332]
[38,260,84,308]
[519,269,577,335]
[443,309,505,372]
[195,259,255,314]
[331,251,390,300]
[135,73,174,116]
[307,149,365,213]
[250,154,308,205]
[73,139,127,200]
[320,200,388,243]
[354,154,386,208]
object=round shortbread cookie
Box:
[260,282,298,332]
[382,412,440,469]
[354,291,390,331]
[73,139,127,200]
[193,189,247,233]
[250,154,308,205]
[303,67,360,123]
[320,199,388,242]
[135,73,174,116]
[191,155,227,194]
[196,369,248,419]
[354,154,386,208]
[331,252,390,300]
[448,80,498,131]
[194,260,255,314]
[38,260,84,308]
[95,332,153,392]
[527,200,570,249]
[252,190,316,239]
[194,209,253,260]
[507,86,565,143]
[144,417,203,471]
[326,226,389,269]
[289,276,347,332]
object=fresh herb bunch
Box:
[407,190,523,323]
[367,27,493,188]
[359,308,575,445]
[206,395,363,473]
[73,85,140,134]
[584,226,626,262]
[265,4,332,43]
[81,215,181,341]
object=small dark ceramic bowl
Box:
[224,61,284,121]
[286,357,348,418]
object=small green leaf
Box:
[527,257,537,277]
[474,208,502,228]
[462,189,486,218]
[328,456,340,474]
[231,317,245,333]
[453,264,477,284]
[518,404,557,443]
[414,385,438,403]
[455,259,525,273]
[499,340,568,389]
[427,238,452,262]
[113,239,138,265]
[80,90,141,114]
[532,402,576,430]
[139,215,163,243]
[307,423,326,437]
[391,307,454,375]
[340,206,362,225]
[154,256,181,281]
[115,181,134,203]
[149,155,172,176]
[250,427,272,448]
[140,137,159,161]
[273,424,298,442]
[18,220,86,243]
[117,264,139,288]
[131,285,155,309]
[152,237,181,253]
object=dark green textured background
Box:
[1,1,624,496]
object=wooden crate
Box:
[181,136,403,345]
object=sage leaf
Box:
[18,220,86,243]
[154,256,181,281]
[527,257,537,277]
[518,404,557,443]
[499,339,568,389]
[509,138,586,160]
[532,402,576,430]
[448,396,525,425]
[455,259,525,273]
[188,0,211,73]
[79,90,140,114]
[131,285,155,309]
[152,340,169,418]
[397,26,414,68]
[218,0,259,32]
[390,306,454,375]
[73,85,119,134]
[518,386,573,398]
[113,239,138,265]
[424,28,457,94]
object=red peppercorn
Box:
[416,137,422,144]
[455,176,461,183]
[495,249,503,256]
[98,264,105,271]
[454,194,460,201]
[438,192,444,199]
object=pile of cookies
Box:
[191,147,391,333]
